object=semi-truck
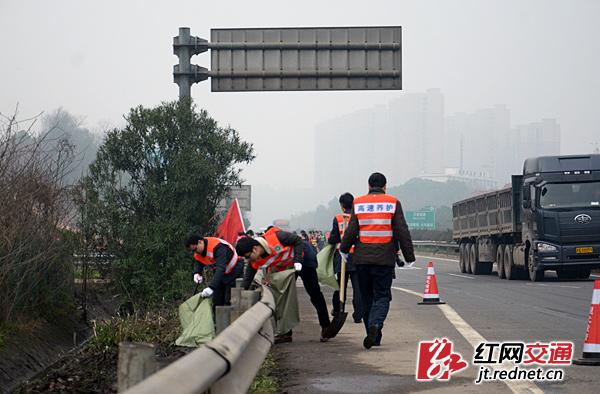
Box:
[452,154,600,282]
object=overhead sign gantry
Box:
[173,26,402,96]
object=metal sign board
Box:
[406,211,435,230]
[210,27,401,91]
[217,185,251,213]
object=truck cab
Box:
[521,154,600,280]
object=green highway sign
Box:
[405,210,435,230]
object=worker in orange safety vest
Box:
[236,227,332,343]
[340,172,415,349]
[184,234,244,307]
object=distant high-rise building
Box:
[445,104,511,184]
[445,109,561,186]
[315,89,444,198]
[507,119,561,178]
[315,105,389,198]
[389,88,445,180]
[316,91,560,200]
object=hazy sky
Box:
[2,0,599,226]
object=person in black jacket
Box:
[328,192,362,323]
[184,234,244,307]
[236,229,332,343]
[340,172,415,349]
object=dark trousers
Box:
[212,281,236,307]
[355,265,394,334]
[296,266,331,329]
[332,270,363,322]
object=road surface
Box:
[273,254,600,393]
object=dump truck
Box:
[452,154,600,282]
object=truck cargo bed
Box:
[452,176,522,240]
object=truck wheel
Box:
[578,268,591,279]
[466,244,473,274]
[496,244,506,279]
[459,243,467,273]
[470,243,480,275]
[504,246,518,280]
[527,248,544,282]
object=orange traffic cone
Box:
[574,280,600,365]
[418,262,445,305]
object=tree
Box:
[41,108,100,185]
[290,197,339,232]
[387,178,470,211]
[78,98,254,301]
[0,109,77,322]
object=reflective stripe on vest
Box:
[251,230,295,271]
[335,213,354,253]
[353,194,397,243]
[194,237,238,274]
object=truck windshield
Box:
[539,181,600,209]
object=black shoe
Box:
[374,332,382,346]
[354,318,362,324]
[363,325,380,349]
[275,330,293,344]
[320,328,330,342]
[275,334,292,344]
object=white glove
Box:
[201,287,214,298]
[406,261,415,268]
[193,273,203,284]
[294,262,303,271]
[340,252,349,261]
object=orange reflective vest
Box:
[353,194,397,243]
[194,237,238,274]
[251,230,296,272]
[334,213,354,253]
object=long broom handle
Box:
[339,214,350,303]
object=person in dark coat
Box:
[236,228,332,343]
[328,192,362,323]
[340,172,415,349]
[184,234,244,307]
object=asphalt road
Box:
[274,254,600,394]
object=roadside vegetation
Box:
[1,98,254,391]
[13,302,190,394]
[248,354,281,394]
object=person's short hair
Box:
[184,234,202,248]
[339,192,354,210]
[236,236,260,256]
[368,172,387,188]
[246,229,254,236]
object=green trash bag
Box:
[175,293,215,347]
[265,268,300,336]
[316,244,339,291]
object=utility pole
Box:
[173,27,208,97]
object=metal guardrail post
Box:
[117,342,158,392]
[121,282,275,394]
[215,306,233,335]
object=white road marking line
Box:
[392,286,545,394]
[526,283,581,289]
[392,287,422,298]
[448,273,475,280]
[416,255,457,262]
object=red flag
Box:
[215,198,246,245]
